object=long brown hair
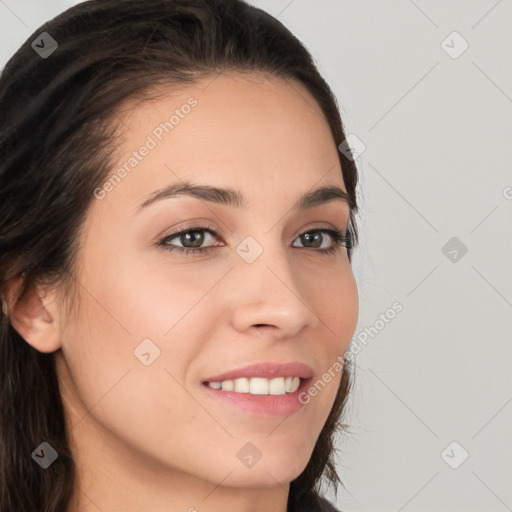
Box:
[0,1,360,510]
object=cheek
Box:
[58,285,207,462]
[59,252,228,440]
[302,267,358,415]
[76,238,224,340]
[311,264,359,350]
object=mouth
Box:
[202,375,306,395]
[200,376,314,417]
[199,361,314,417]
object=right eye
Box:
[156,225,223,255]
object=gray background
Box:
[1,1,511,511]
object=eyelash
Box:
[156,223,351,256]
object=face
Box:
[54,72,358,492]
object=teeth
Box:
[234,377,250,393]
[221,380,234,391]
[207,376,301,395]
[269,377,285,395]
[250,377,268,395]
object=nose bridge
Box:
[228,233,320,335]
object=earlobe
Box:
[1,277,62,353]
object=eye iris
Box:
[302,232,322,248]
[182,230,204,248]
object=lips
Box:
[202,361,314,383]
[201,375,312,417]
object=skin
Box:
[7,72,358,512]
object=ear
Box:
[1,276,62,353]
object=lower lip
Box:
[201,378,312,417]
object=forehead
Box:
[100,72,346,212]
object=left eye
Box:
[157,225,350,256]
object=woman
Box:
[0,1,361,510]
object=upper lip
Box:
[202,362,314,383]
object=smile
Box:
[204,376,302,395]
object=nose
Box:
[228,239,321,339]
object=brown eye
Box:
[158,226,220,254]
[292,228,350,255]
[157,225,349,257]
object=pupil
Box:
[303,232,321,248]
[183,231,203,248]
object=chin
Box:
[222,452,310,488]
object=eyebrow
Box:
[137,181,355,212]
